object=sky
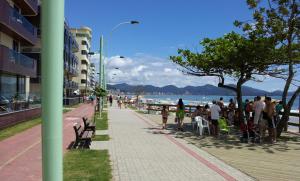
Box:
[65,0,292,91]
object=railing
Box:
[144,103,300,133]
[9,6,35,36]
[0,92,41,115]
[64,80,79,89]
[8,47,35,69]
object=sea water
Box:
[143,95,299,109]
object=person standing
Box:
[253,96,265,126]
[118,96,123,109]
[124,96,128,108]
[176,98,185,131]
[263,97,277,143]
[227,98,236,125]
[210,100,221,137]
[109,95,113,107]
[161,105,169,129]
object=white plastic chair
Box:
[201,118,210,136]
[194,116,202,134]
[191,117,198,130]
[195,116,210,136]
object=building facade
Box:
[70,27,93,95]
[63,23,79,97]
[89,63,96,88]
[0,0,40,128]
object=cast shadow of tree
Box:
[145,122,300,154]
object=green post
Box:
[99,36,104,114]
[41,0,64,181]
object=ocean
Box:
[143,95,300,110]
[142,95,300,132]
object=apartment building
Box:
[25,22,81,106]
[90,63,96,88]
[70,27,93,95]
[0,0,39,128]
[63,23,80,105]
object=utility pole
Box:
[41,0,64,180]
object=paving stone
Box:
[95,130,108,135]
[107,105,254,181]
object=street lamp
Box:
[98,21,139,111]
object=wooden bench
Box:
[82,117,96,133]
[73,123,93,148]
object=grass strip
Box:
[95,111,108,130]
[0,104,82,141]
[64,150,112,181]
[92,135,110,141]
[0,117,41,141]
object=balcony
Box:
[0,45,37,77]
[81,64,88,71]
[12,0,38,16]
[0,0,37,45]
[64,80,79,89]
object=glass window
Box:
[13,40,19,52]
[0,74,17,99]
[18,77,25,94]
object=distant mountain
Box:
[107,83,287,96]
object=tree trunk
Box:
[277,107,291,136]
[236,82,244,125]
[277,87,300,137]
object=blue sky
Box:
[65,0,291,91]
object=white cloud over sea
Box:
[90,53,220,87]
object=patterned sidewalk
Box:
[102,106,254,181]
[0,103,95,181]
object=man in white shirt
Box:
[210,100,221,136]
[253,96,265,125]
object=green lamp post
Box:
[41,0,64,180]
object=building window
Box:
[81,50,87,55]
[13,40,19,52]
[0,74,17,99]
[81,40,87,45]
[18,76,25,94]
[81,60,87,65]
[81,79,86,84]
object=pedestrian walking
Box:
[161,105,168,129]
[109,95,113,107]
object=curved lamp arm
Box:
[110,21,139,34]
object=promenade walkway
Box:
[0,103,95,181]
[99,105,253,181]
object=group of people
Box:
[114,95,129,109]
[244,96,283,143]
[161,98,185,130]
[160,96,283,143]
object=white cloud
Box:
[90,53,223,87]
[90,52,294,91]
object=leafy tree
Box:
[94,86,107,97]
[170,32,277,122]
[236,0,300,136]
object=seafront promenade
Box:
[91,104,253,181]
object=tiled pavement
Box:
[0,103,95,181]
[104,105,254,181]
